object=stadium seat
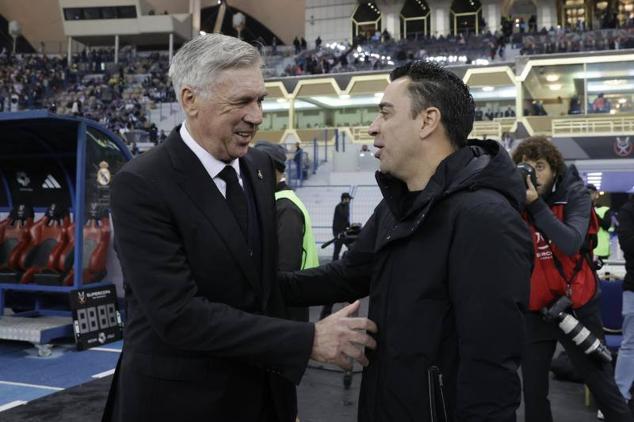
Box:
[18,204,71,285]
[599,279,624,353]
[0,205,35,283]
[58,205,110,286]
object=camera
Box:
[321,223,362,249]
[541,296,612,363]
[517,162,538,189]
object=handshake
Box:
[310,300,378,370]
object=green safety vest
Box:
[275,190,320,269]
[594,206,611,258]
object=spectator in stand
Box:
[592,93,611,113]
[569,96,582,114]
[293,37,300,54]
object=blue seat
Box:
[599,279,624,354]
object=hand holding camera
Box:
[517,162,539,205]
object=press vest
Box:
[275,190,319,269]
[524,204,599,311]
[594,206,611,258]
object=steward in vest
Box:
[254,141,319,322]
[513,136,633,422]
[588,183,613,260]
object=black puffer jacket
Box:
[282,139,533,421]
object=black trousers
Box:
[522,297,633,422]
[332,238,344,261]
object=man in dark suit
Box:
[102,34,377,422]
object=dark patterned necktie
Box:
[218,165,248,237]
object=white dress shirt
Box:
[179,122,244,198]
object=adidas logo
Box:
[42,175,62,189]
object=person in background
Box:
[513,136,633,422]
[588,183,613,262]
[293,142,303,185]
[319,192,353,320]
[254,140,319,322]
[331,192,352,262]
[616,194,634,414]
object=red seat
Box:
[19,204,70,285]
[58,207,111,286]
[0,205,34,283]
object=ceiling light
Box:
[549,83,562,91]
[482,86,494,92]
[339,94,351,99]
[276,98,288,103]
[374,92,384,98]
[545,74,560,82]
[619,98,628,104]
[605,79,627,86]
[199,30,207,35]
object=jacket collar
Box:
[374,146,489,251]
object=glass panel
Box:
[83,7,101,20]
[523,63,585,116]
[586,60,634,114]
[117,6,137,19]
[101,7,117,19]
[64,8,83,20]
[260,99,289,131]
[470,85,517,120]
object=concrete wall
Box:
[305,0,357,46]
[0,0,305,52]
[0,0,65,53]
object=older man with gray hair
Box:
[102,34,377,422]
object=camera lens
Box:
[517,163,538,188]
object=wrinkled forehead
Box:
[211,66,266,95]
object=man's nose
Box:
[244,102,263,125]
[368,116,379,136]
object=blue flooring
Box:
[0,338,122,408]
[0,383,56,405]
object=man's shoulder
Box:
[447,188,515,212]
[117,142,169,181]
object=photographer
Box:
[513,136,633,422]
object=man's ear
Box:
[180,86,197,118]
[419,107,441,139]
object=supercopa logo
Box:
[614,137,633,157]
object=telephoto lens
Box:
[517,162,538,188]
[542,296,612,363]
[558,313,612,363]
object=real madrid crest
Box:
[97,161,111,186]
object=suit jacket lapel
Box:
[241,153,275,307]
[164,128,261,294]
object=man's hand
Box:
[525,175,539,205]
[310,300,378,370]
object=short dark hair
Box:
[511,136,565,175]
[389,61,475,149]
